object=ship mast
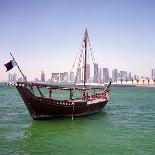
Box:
[84,29,88,87]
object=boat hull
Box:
[16,85,108,120]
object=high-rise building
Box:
[128,72,132,81]
[51,73,59,82]
[13,73,17,82]
[69,72,74,82]
[8,73,13,82]
[98,67,102,83]
[63,72,68,82]
[133,75,139,80]
[103,68,109,83]
[117,72,121,81]
[133,75,137,80]
[34,78,39,82]
[41,71,45,82]
[93,63,98,83]
[86,64,90,82]
[151,68,155,79]
[60,73,64,82]
[18,77,23,82]
[77,67,82,83]
[120,71,127,80]
[112,69,117,82]
[60,72,68,83]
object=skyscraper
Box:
[8,73,13,82]
[98,67,102,83]
[41,71,45,82]
[69,71,74,82]
[120,71,127,80]
[60,72,68,83]
[128,72,132,81]
[51,73,59,82]
[86,64,90,82]
[13,73,17,82]
[103,68,109,83]
[151,68,155,79]
[112,69,117,82]
[77,67,82,83]
[18,77,23,82]
[60,73,64,82]
[94,63,99,83]
[63,72,68,82]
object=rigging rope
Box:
[74,49,84,86]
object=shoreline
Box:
[111,83,155,88]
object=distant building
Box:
[133,75,139,80]
[98,67,102,83]
[133,75,137,80]
[8,73,13,82]
[63,72,68,82]
[60,73,64,82]
[151,68,155,79]
[69,71,74,82]
[103,68,109,83]
[86,64,90,82]
[128,72,132,81]
[77,68,82,83]
[60,72,68,83]
[41,71,45,82]
[145,77,150,80]
[13,73,17,82]
[112,69,118,82]
[51,73,59,82]
[93,63,99,83]
[120,71,127,80]
[117,72,121,81]
[8,73,19,82]
[18,77,23,82]
[34,78,39,82]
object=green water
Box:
[0,83,155,155]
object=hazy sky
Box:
[0,0,155,81]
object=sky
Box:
[0,0,155,81]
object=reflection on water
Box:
[18,112,108,154]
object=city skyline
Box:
[2,59,155,82]
[6,65,154,84]
[1,0,155,81]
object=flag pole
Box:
[10,52,28,84]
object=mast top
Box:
[84,29,88,40]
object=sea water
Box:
[0,83,155,155]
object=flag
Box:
[4,60,16,72]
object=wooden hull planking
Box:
[16,85,109,120]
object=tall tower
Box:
[98,67,102,83]
[77,67,82,83]
[120,71,127,80]
[70,71,74,82]
[86,64,90,83]
[94,63,99,83]
[103,68,109,83]
[13,73,17,82]
[8,73,13,82]
[151,68,155,80]
[128,72,132,81]
[41,71,45,82]
[112,69,118,82]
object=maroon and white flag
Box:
[4,60,16,72]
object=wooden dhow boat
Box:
[6,29,111,120]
